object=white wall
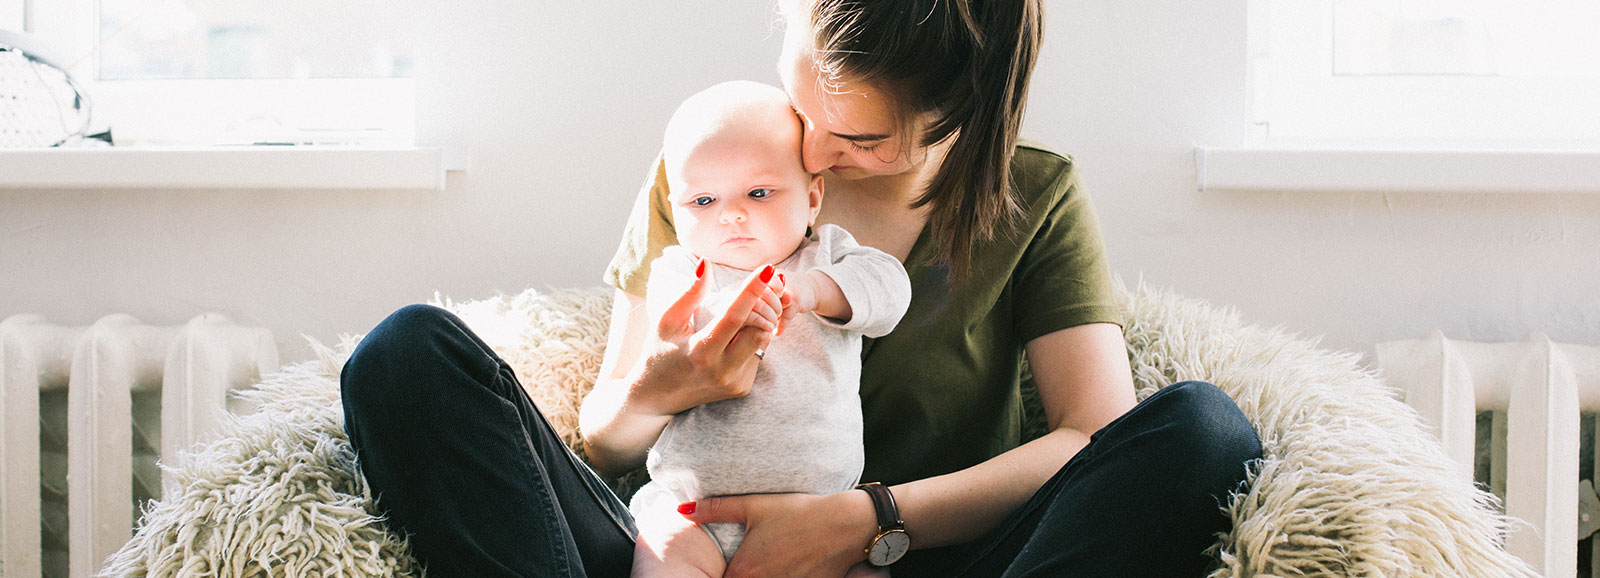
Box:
[4,0,1597,365]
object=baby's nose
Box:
[720,208,747,223]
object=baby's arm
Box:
[796,225,912,338]
[784,269,851,322]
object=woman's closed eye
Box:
[847,139,883,154]
[748,188,774,199]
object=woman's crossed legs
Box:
[340,304,637,578]
[341,305,1260,577]
[924,380,1263,578]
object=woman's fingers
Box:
[677,495,751,525]
[728,323,775,366]
[775,272,797,336]
[737,268,784,331]
[741,267,785,333]
[657,258,712,338]
[701,265,779,350]
[696,492,869,578]
[692,325,768,401]
[763,269,785,316]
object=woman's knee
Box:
[371,304,462,347]
[341,304,478,404]
[1152,381,1263,474]
[1112,381,1262,479]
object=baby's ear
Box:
[809,173,825,213]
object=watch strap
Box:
[855,482,902,530]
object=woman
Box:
[340,1,1262,576]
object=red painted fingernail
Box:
[696,259,706,279]
[778,272,786,284]
[760,265,775,283]
[678,502,697,515]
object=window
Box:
[25,0,415,146]
[1251,0,1600,148]
[1200,0,1600,193]
[2,1,19,32]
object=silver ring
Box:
[754,348,766,359]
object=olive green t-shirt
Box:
[603,141,1121,486]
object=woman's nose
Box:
[800,122,836,174]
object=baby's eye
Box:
[692,195,715,206]
[748,188,773,199]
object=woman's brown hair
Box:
[804,0,1044,279]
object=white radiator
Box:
[1377,330,1600,578]
[0,314,277,578]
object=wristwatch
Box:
[855,482,911,566]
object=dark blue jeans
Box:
[340,304,1262,578]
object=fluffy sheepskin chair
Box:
[98,283,1539,577]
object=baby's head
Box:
[663,80,822,271]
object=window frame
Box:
[23,0,414,147]
[3,0,20,32]
[1251,0,1600,148]
[1198,0,1600,194]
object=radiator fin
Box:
[1378,332,1600,578]
[0,314,277,578]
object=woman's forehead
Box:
[777,44,897,140]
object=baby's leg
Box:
[630,507,727,578]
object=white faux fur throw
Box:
[98,284,1537,577]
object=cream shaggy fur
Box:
[98,284,1536,577]
[1113,283,1537,577]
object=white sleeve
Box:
[807,224,912,338]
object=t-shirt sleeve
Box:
[1011,158,1123,343]
[808,224,912,338]
[603,152,678,297]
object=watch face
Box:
[867,529,910,566]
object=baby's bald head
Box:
[659,81,822,271]
[663,80,804,180]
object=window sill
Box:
[0,146,467,191]
[1195,147,1600,194]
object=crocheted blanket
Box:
[98,284,1536,577]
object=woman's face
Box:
[777,18,925,179]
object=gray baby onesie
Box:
[629,224,911,560]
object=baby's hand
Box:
[779,271,818,317]
[780,270,852,328]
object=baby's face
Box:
[667,121,820,271]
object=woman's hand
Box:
[680,490,878,578]
[632,498,730,577]
[637,261,787,414]
[581,261,787,476]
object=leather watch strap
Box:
[856,482,901,529]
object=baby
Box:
[627,80,911,578]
